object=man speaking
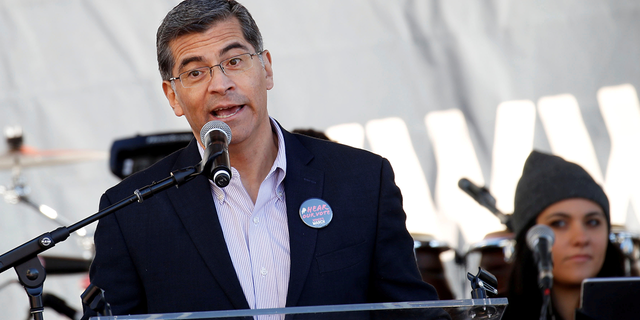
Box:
[82,0,444,318]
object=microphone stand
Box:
[458,178,514,232]
[539,270,553,320]
[0,162,204,320]
[540,290,552,320]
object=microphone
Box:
[199,121,232,188]
[526,224,555,290]
[458,178,513,231]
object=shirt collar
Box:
[197,117,287,202]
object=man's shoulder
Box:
[288,131,381,161]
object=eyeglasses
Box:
[169,51,265,88]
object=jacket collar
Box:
[166,139,250,309]
[280,127,325,307]
[165,126,327,309]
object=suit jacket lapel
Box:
[281,129,325,307]
[161,130,325,308]
[165,140,249,309]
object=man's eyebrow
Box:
[177,56,204,73]
[219,42,250,56]
[175,43,250,73]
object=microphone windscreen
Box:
[526,224,555,251]
[458,178,471,192]
[200,121,232,144]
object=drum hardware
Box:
[457,177,517,298]
[610,225,640,276]
[1,126,107,238]
[467,236,515,264]
[463,230,515,298]
[412,233,455,300]
[0,278,82,319]
[0,145,201,320]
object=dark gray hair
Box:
[156,0,263,81]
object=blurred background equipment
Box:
[1,125,107,237]
[0,279,81,320]
[465,230,515,297]
[0,125,100,319]
[459,176,640,296]
[41,293,81,320]
[108,128,332,181]
[0,126,107,170]
[39,255,91,275]
[1,1,640,317]
[610,225,640,276]
[291,128,332,141]
[457,178,515,297]
[412,233,454,300]
[109,131,193,179]
[458,178,513,232]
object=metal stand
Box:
[15,256,47,320]
[0,165,201,319]
[81,284,112,316]
[466,267,498,319]
[458,178,514,231]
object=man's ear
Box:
[262,50,274,90]
[162,80,184,117]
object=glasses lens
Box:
[180,67,211,88]
[176,53,257,88]
[222,53,253,75]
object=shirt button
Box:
[253,217,260,224]
[277,192,283,197]
[217,194,223,200]
[260,267,268,276]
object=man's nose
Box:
[207,65,234,93]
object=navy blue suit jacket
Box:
[83,127,441,318]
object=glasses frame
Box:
[169,50,265,88]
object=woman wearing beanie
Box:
[502,151,626,320]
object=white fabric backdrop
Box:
[1,0,640,318]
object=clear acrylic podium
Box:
[89,298,508,320]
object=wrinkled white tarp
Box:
[1,0,639,318]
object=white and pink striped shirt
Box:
[198,118,290,315]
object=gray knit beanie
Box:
[512,151,610,237]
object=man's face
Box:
[162,17,273,147]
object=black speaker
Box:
[109,132,193,179]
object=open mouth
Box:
[213,105,244,119]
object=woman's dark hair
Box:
[503,151,627,319]
[502,219,626,320]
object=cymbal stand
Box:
[1,157,89,238]
[0,165,200,320]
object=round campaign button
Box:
[299,198,333,228]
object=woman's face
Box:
[535,198,609,287]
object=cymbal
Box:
[0,146,107,170]
[411,233,451,252]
